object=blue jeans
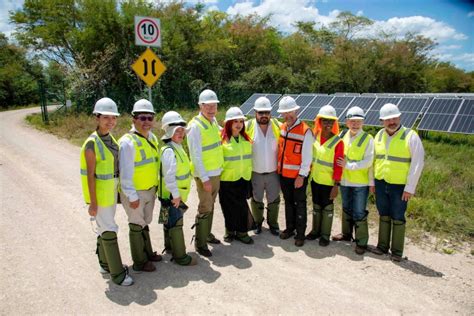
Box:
[340,186,369,221]
[374,179,407,222]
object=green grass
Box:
[26,109,474,247]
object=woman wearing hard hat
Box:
[80,97,133,286]
[157,111,197,266]
[306,105,344,247]
[218,107,255,244]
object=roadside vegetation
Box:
[26,109,474,251]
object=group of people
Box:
[80,89,424,287]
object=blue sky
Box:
[1,0,473,71]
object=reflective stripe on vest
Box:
[189,115,224,174]
[80,132,117,207]
[120,132,159,190]
[374,126,413,185]
[277,121,310,178]
[221,135,252,181]
[158,145,192,202]
[342,131,372,185]
[311,134,342,186]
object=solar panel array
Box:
[240,93,474,134]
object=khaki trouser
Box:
[120,187,156,227]
[195,176,220,214]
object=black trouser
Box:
[311,181,333,208]
[280,175,308,240]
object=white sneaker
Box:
[120,273,134,286]
[99,266,109,274]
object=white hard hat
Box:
[161,125,186,140]
[161,111,186,130]
[277,96,300,113]
[93,97,120,116]
[317,105,337,120]
[253,97,272,111]
[132,99,155,115]
[224,107,246,122]
[198,89,219,105]
[379,103,401,120]
[346,106,365,120]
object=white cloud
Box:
[363,16,468,42]
[433,52,474,70]
[356,10,364,17]
[468,11,474,18]
[0,0,24,38]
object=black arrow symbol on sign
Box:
[142,60,148,76]
[151,60,157,76]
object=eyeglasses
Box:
[257,111,270,116]
[136,116,154,122]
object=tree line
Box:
[1,0,473,111]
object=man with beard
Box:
[245,97,282,236]
[370,103,424,262]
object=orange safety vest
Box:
[277,121,310,178]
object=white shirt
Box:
[187,113,222,182]
[119,126,158,202]
[160,141,182,199]
[341,129,375,187]
[381,127,425,194]
[251,121,278,173]
[285,119,314,177]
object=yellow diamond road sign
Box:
[132,48,166,87]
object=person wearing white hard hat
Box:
[306,105,344,247]
[245,96,281,236]
[218,107,255,244]
[157,111,197,266]
[80,97,133,286]
[332,106,374,255]
[277,96,314,247]
[370,103,424,262]
[119,99,161,272]
[187,89,224,257]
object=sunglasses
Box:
[257,111,271,115]
[136,116,154,122]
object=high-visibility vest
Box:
[374,126,414,185]
[119,132,159,190]
[221,135,253,181]
[246,118,281,141]
[189,115,224,174]
[277,121,310,178]
[342,131,372,185]
[311,134,342,186]
[158,144,192,202]
[80,131,118,207]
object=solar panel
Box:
[299,95,335,121]
[240,93,266,115]
[295,94,318,115]
[339,97,376,123]
[328,96,355,119]
[449,99,474,134]
[418,98,463,132]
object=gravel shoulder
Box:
[1,107,472,314]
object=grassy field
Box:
[26,108,474,252]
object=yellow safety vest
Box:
[221,135,253,182]
[342,131,372,185]
[311,134,342,186]
[374,127,414,185]
[188,115,224,174]
[80,131,118,207]
[158,144,192,202]
[245,118,281,141]
[119,132,159,190]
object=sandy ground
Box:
[0,107,473,315]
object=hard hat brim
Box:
[316,114,338,120]
[224,114,246,122]
[132,109,155,115]
[277,105,300,113]
[93,110,120,116]
[253,106,272,111]
[380,112,401,120]
[199,100,220,105]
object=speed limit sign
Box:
[135,16,161,47]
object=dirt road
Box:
[1,107,472,314]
